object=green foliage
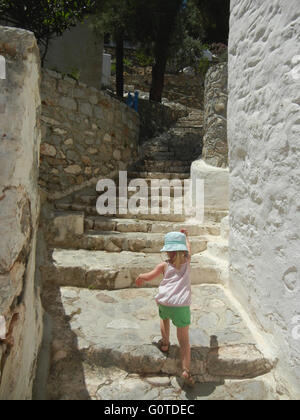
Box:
[94,0,229,101]
[67,68,81,81]
[0,0,98,46]
[166,0,206,73]
[110,57,135,75]
[111,58,116,75]
[134,49,154,68]
[123,57,133,70]
[0,0,7,13]
[194,0,230,44]
[92,0,135,40]
[197,57,211,79]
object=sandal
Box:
[158,339,170,353]
[181,369,195,387]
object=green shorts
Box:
[158,304,191,328]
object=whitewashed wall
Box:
[228,0,300,398]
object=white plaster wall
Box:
[228,0,300,398]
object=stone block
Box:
[59,96,77,111]
[0,25,43,400]
[0,189,32,273]
[40,143,57,157]
[52,212,84,243]
[64,165,82,175]
[79,102,93,117]
[207,344,273,379]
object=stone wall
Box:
[40,70,140,199]
[228,0,300,398]
[0,26,43,399]
[202,63,228,168]
[190,64,228,214]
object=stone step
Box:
[74,191,191,206]
[205,210,229,223]
[41,250,229,290]
[143,152,177,160]
[127,171,190,180]
[72,181,191,203]
[88,372,278,400]
[43,284,275,381]
[171,123,203,130]
[54,201,226,224]
[85,216,221,236]
[54,202,191,222]
[143,162,191,174]
[206,239,229,261]
[49,230,208,254]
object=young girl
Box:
[135,229,194,386]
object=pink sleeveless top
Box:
[155,261,191,307]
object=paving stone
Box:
[145,376,171,387]
[194,376,278,401]
[48,284,275,379]
[97,377,160,400]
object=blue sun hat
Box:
[160,232,188,253]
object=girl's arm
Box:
[181,229,192,263]
[136,262,166,287]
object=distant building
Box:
[44,16,104,89]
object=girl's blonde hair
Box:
[166,251,189,270]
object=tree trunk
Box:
[115,30,124,98]
[150,42,169,103]
[40,37,50,68]
[149,1,182,103]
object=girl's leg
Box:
[177,326,191,373]
[160,318,170,350]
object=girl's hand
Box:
[181,229,188,237]
[135,275,144,288]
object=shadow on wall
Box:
[36,283,91,400]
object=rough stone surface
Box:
[45,355,278,401]
[40,69,140,198]
[41,248,229,289]
[228,0,300,399]
[40,281,279,400]
[202,63,228,168]
[41,283,274,382]
[138,98,187,144]
[135,109,203,174]
[47,224,208,254]
[40,165,279,399]
[0,26,43,400]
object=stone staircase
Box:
[134,109,203,174]
[40,169,278,400]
